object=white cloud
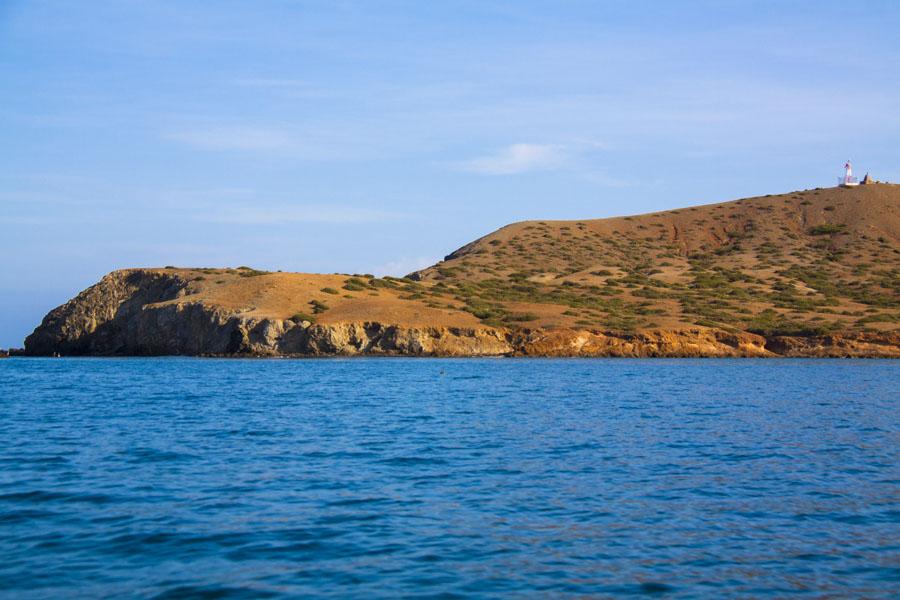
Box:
[164,127,294,151]
[370,256,439,278]
[457,143,567,175]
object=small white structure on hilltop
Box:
[839,160,859,187]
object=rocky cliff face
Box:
[23,270,900,358]
[23,271,511,357]
[25,270,190,356]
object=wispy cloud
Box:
[0,216,46,225]
[197,204,404,225]
[229,78,343,100]
[457,143,567,175]
[163,127,295,151]
[230,77,310,88]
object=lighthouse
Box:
[839,160,859,187]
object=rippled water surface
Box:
[1,358,898,598]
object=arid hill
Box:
[413,183,900,336]
[22,184,900,357]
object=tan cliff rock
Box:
[763,332,900,358]
[508,327,772,357]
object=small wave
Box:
[638,582,676,595]
[0,508,59,523]
[378,456,448,466]
[325,496,389,507]
[0,490,116,505]
[118,447,198,463]
[153,584,279,599]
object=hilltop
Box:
[22,184,900,357]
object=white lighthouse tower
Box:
[839,160,859,187]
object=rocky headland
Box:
[23,184,900,357]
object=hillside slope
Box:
[22,184,900,357]
[413,183,899,337]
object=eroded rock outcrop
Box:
[763,332,900,358]
[23,271,513,357]
[509,327,771,357]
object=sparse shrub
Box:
[809,224,846,235]
[236,266,268,277]
[506,313,539,322]
[370,278,399,289]
[745,309,836,336]
[343,277,366,291]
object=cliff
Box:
[23,184,899,357]
[23,270,511,357]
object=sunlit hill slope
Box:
[413,183,899,337]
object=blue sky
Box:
[2,1,899,347]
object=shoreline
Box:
[19,342,900,359]
[6,355,898,360]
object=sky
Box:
[2,0,900,347]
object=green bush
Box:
[808,224,845,235]
[343,277,367,291]
[369,278,399,289]
[309,299,328,314]
[745,309,837,336]
[505,313,539,322]
[236,266,269,277]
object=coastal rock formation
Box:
[23,270,512,357]
[22,184,899,358]
[763,332,900,358]
[508,328,771,357]
[23,269,899,358]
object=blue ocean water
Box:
[0,358,898,599]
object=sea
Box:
[0,358,898,598]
